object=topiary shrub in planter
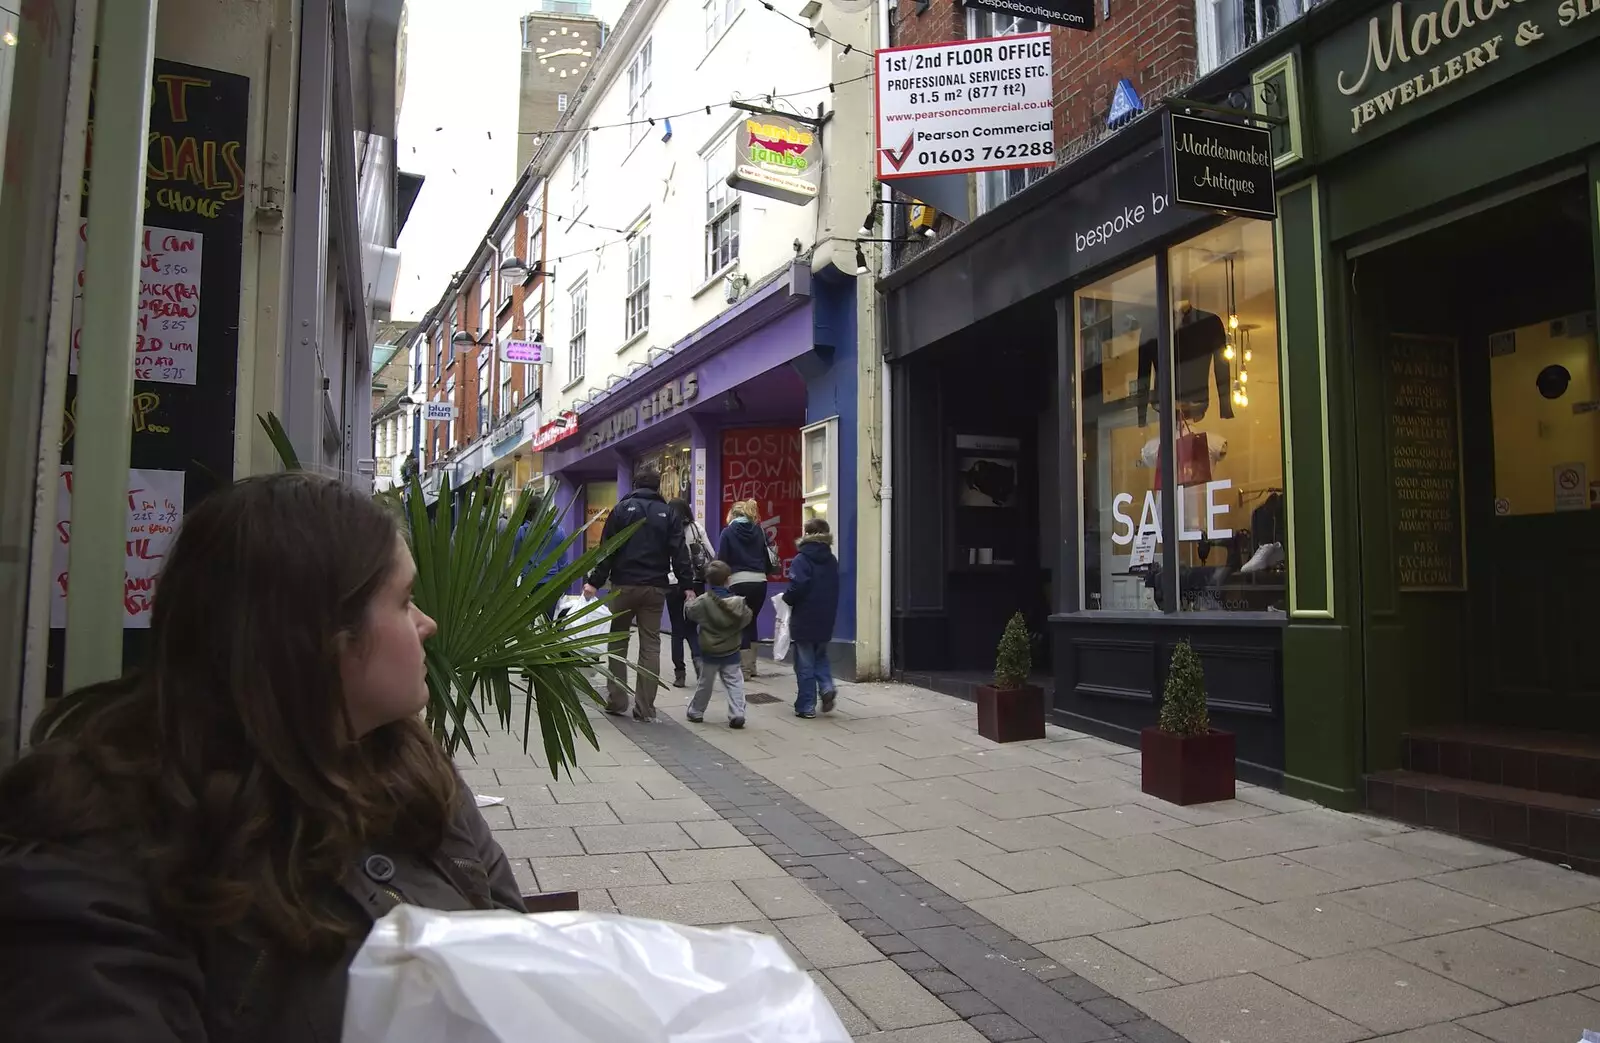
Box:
[1141,639,1236,805]
[976,612,1046,744]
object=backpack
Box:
[686,523,711,583]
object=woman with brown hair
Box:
[0,472,525,1041]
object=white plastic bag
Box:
[771,596,792,662]
[555,594,611,665]
[342,906,851,1043]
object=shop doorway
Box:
[1352,176,1600,761]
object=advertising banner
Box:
[875,34,1055,180]
[720,428,802,580]
[727,114,820,206]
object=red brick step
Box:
[1403,726,1600,801]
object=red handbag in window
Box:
[1154,419,1213,490]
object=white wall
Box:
[538,0,831,409]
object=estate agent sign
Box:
[1311,0,1600,157]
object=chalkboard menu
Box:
[1383,334,1466,592]
[50,57,249,685]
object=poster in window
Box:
[958,456,1019,508]
[721,428,802,579]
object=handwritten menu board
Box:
[50,58,248,686]
[70,223,205,383]
[721,428,802,580]
[1384,334,1466,591]
[50,466,185,628]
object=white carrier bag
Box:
[771,595,793,662]
[342,905,852,1043]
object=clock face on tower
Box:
[535,25,594,82]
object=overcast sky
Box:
[392,0,523,321]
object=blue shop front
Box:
[544,263,863,677]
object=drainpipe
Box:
[876,0,893,680]
[63,0,158,692]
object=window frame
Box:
[568,280,588,385]
[705,0,742,50]
[625,220,651,341]
[478,352,492,436]
[626,39,653,147]
[571,133,590,209]
[704,134,740,279]
[445,375,457,450]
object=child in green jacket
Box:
[685,560,754,728]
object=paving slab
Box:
[1369,830,1523,870]
[961,816,1102,853]
[917,860,1015,902]
[779,913,891,968]
[507,801,620,828]
[1081,870,1257,923]
[1161,818,1318,859]
[1219,895,1418,958]
[606,797,721,823]
[1427,860,1600,916]
[493,826,586,858]
[827,960,966,1030]
[1099,914,1303,984]
[1262,949,1500,1034]
[1073,834,1219,877]
[1045,779,1148,809]
[854,1023,988,1043]
[811,970,878,1038]
[963,848,1118,892]
[735,875,834,920]
[1288,839,1453,886]
[1056,804,1188,840]
[958,786,1082,821]
[682,819,753,848]
[575,822,694,854]
[870,827,1008,867]
[1385,927,1600,1003]
[1036,937,1178,1000]
[878,799,999,832]
[1329,879,1520,935]
[969,887,1145,943]
[606,881,763,925]
[1493,906,1600,966]
[650,846,789,883]
[1457,991,1600,1043]
[1190,853,1352,903]
[1362,1027,1494,1043]
[530,852,670,891]
[1131,973,1367,1043]
[545,780,653,804]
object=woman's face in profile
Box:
[340,535,437,735]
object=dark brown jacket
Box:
[0,782,526,1042]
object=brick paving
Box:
[462,672,1600,1042]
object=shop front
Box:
[883,107,1294,785]
[1257,0,1600,844]
[542,266,865,675]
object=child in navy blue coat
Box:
[781,518,841,718]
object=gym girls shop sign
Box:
[582,372,699,453]
[1311,0,1600,156]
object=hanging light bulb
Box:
[1223,344,1236,361]
[1239,393,1249,407]
[1239,370,1249,384]
[1228,314,1239,330]
[1244,349,1253,363]
[1232,390,1245,407]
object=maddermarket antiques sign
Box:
[582,371,699,453]
[1383,334,1467,591]
[1163,112,1277,220]
[1312,0,1600,157]
[727,116,820,207]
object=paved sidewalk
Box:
[463,671,1600,1043]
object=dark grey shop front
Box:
[884,115,1290,785]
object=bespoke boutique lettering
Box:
[1075,191,1169,253]
[582,372,700,452]
[1338,0,1595,134]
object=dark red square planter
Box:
[977,684,1046,744]
[1141,727,1236,805]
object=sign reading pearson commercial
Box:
[963,0,1095,32]
[726,115,820,207]
[1312,0,1600,157]
[875,34,1055,180]
[1164,112,1277,220]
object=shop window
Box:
[1490,312,1600,516]
[627,39,652,147]
[568,280,588,383]
[1078,222,1285,613]
[1078,258,1161,612]
[626,220,651,340]
[585,481,618,551]
[705,0,741,49]
[1196,0,1309,75]
[705,137,740,278]
[638,440,694,503]
[478,354,491,435]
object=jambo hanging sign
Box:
[727,116,821,206]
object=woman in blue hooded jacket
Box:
[716,499,772,679]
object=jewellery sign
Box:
[582,372,699,453]
[875,34,1055,180]
[1311,0,1600,158]
[1164,112,1277,220]
[726,116,820,207]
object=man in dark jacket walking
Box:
[583,468,691,721]
[781,517,841,718]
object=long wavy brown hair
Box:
[0,473,459,953]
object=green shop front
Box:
[1262,0,1600,863]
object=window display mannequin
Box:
[1136,299,1234,426]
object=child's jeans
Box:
[689,655,747,720]
[793,642,835,715]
